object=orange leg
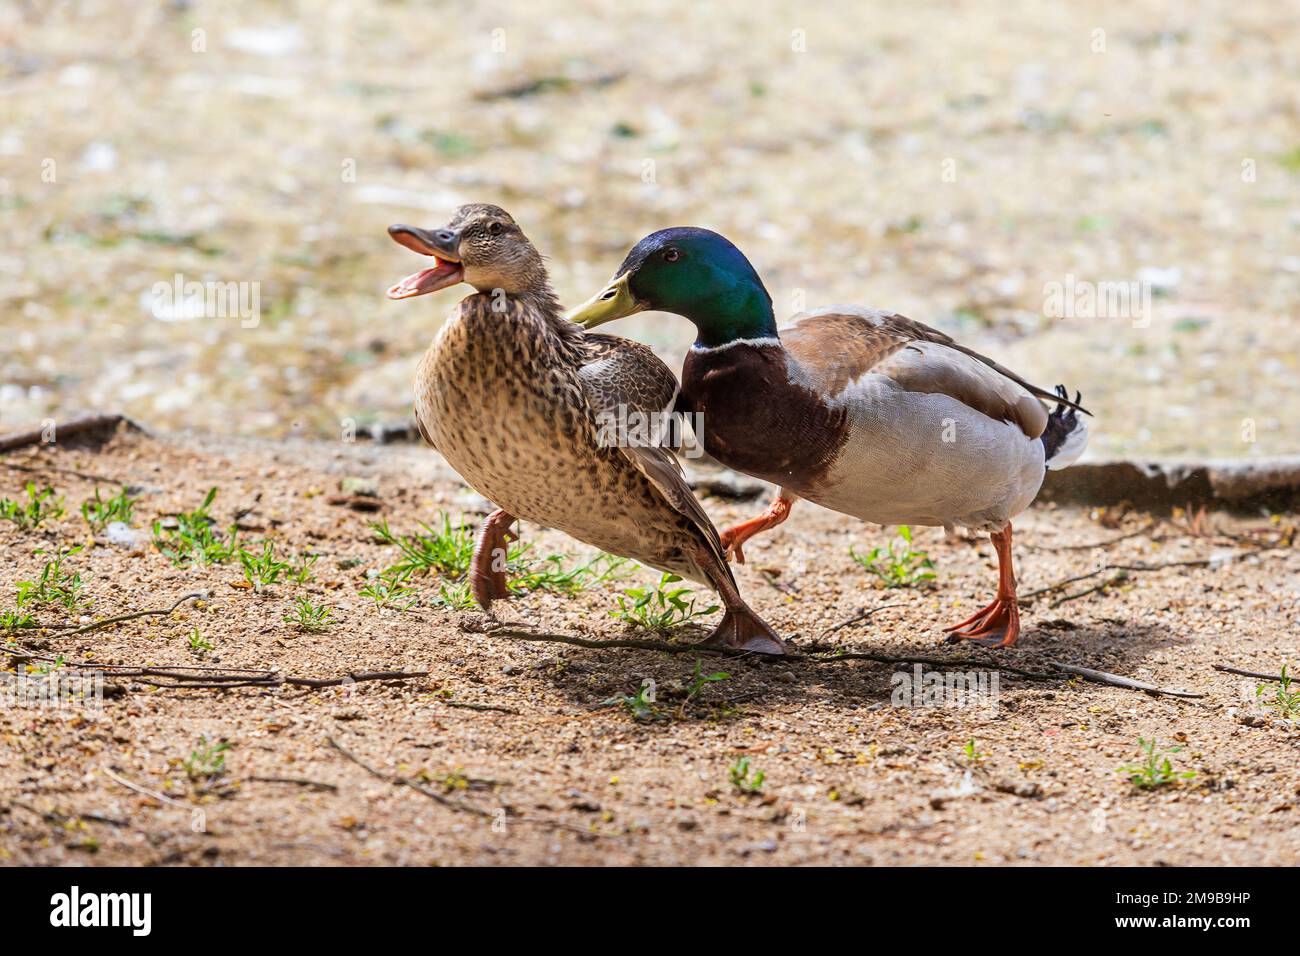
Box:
[719,492,796,564]
[943,523,1021,648]
[470,509,517,612]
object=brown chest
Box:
[680,344,849,490]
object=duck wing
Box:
[576,334,730,579]
[780,306,1088,440]
[579,333,679,418]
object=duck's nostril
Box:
[601,289,617,300]
[436,230,455,243]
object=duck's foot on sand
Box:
[700,606,789,656]
[943,596,1020,648]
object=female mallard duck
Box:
[386,207,785,654]
[567,227,1091,649]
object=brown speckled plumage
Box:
[396,205,784,653]
[414,275,720,585]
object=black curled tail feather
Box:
[1042,385,1089,470]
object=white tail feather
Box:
[1045,417,1089,470]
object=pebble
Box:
[105,521,146,549]
[339,476,379,498]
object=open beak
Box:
[386,224,465,299]
[566,273,645,329]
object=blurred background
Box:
[1,0,1296,458]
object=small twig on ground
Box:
[821,603,906,637]
[245,775,338,792]
[133,670,426,690]
[10,800,130,828]
[326,736,599,838]
[1213,664,1289,683]
[757,568,800,596]
[1018,570,1105,603]
[102,765,191,809]
[1049,572,1129,608]
[1050,660,1203,698]
[325,736,492,816]
[490,625,1189,697]
[444,701,519,714]
[488,627,722,655]
[1020,544,1291,606]
[804,649,1060,682]
[57,592,209,636]
[1028,519,1161,552]
[1,643,427,692]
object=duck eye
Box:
[487,222,503,236]
[663,248,680,262]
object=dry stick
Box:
[1049,660,1204,699]
[325,736,597,839]
[1027,519,1161,553]
[6,656,272,675]
[325,736,494,818]
[58,591,209,636]
[10,800,130,829]
[805,649,1060,682]
[821,603,906,637]
[1213,664,1288,683]
[444,701,519,714]
[1049,572,1129,608]
[758,568,800,597]
[1020,545,1291,606]
[1018,570,1105,603]
[101,766,191,809]
[494,627,1069,685]
[491,626,1211,699]
[285,671,428,689]
[489,627,721,655]
[127,670,426,691]
[245,775,339,792]
[2,643,427,692]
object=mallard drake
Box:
[567,227,1091,648]
[386,207,785,654]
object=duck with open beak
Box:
[386,224,465,299]
[384,205,787,654]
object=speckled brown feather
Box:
[414,292,731,588]
[579,334,678,418]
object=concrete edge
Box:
[3,415,1297,512]
[1039,457,1300,511]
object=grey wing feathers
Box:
[578,334,679,419]
[786,308,1090,416]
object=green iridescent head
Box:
[568,228,777,348]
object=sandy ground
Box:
[1,426,1298,866]
[3,0,1299,458]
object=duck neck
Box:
[687,283,780,350]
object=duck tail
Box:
[1042,385,1089,470]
